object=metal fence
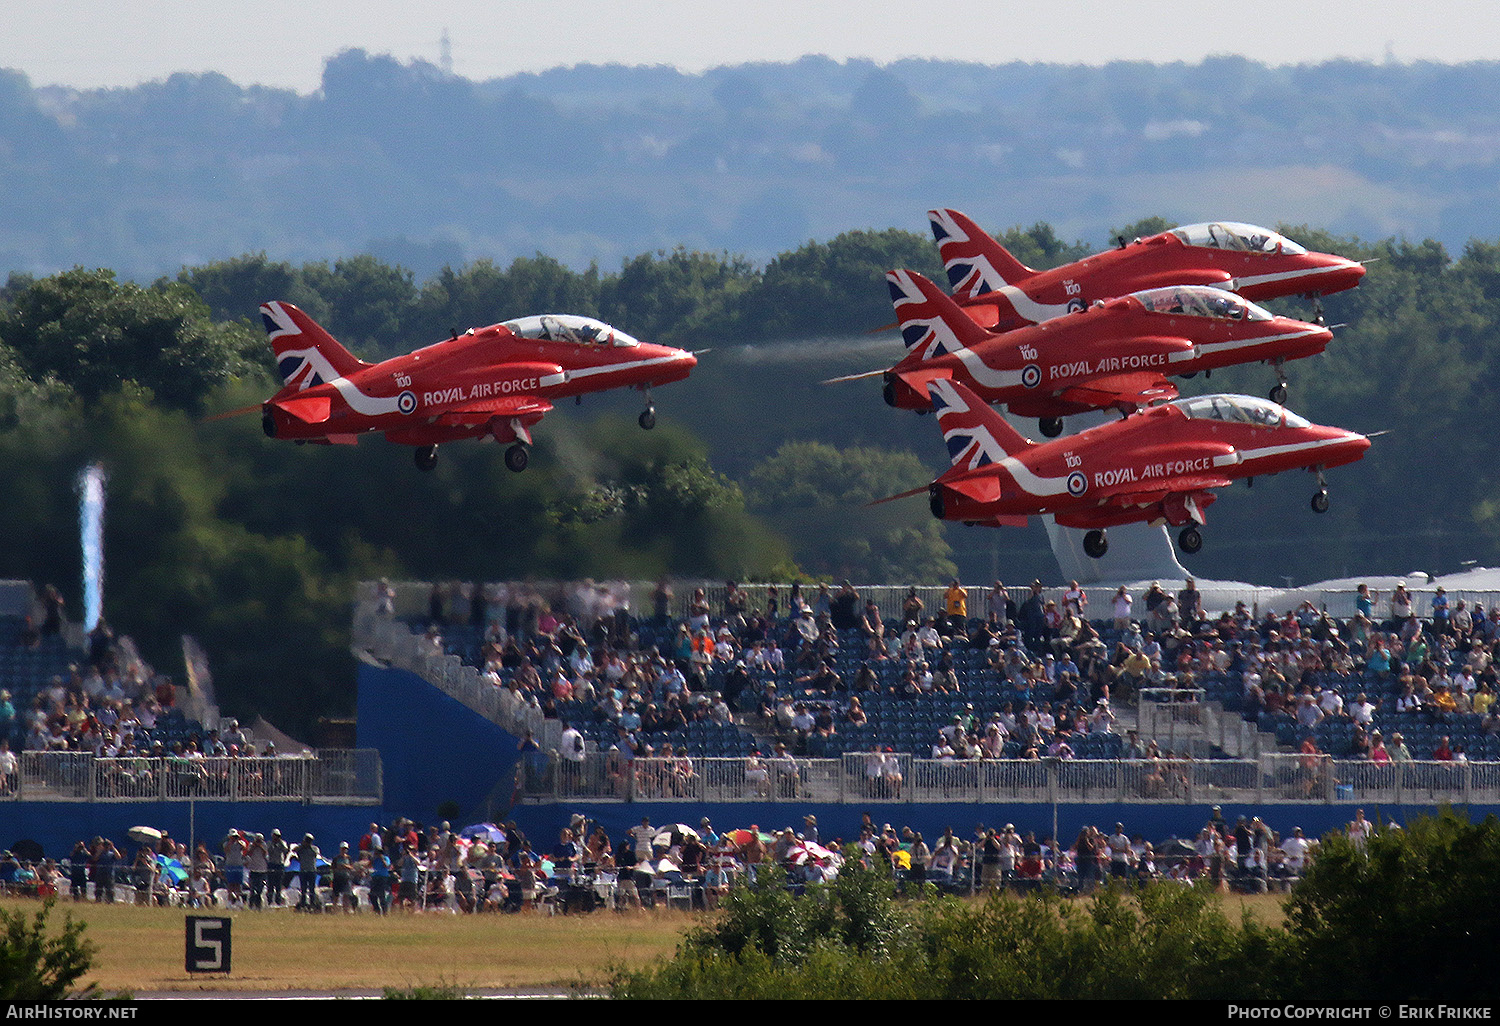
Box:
[515,751,1500,806]
[358,578,1500,633]
[5,751,382,804]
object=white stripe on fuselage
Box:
[1235,434,1361,465]
[282,346,404,417]
[557,352,691,381]
[1231,265,1355,290]
[990,283,1072,324]
[1192,326,1326,357]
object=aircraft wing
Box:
[1054,372,1178,411]
[430,395,554,428]
[1055,475,1233,530]
[1107,475,1235,508]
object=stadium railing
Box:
[6,751,382,804]
[516,752,1500,806]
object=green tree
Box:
[0,268,262,411]
[745,440,955,582]
[0,901,97,1000]
[1284,809,1500,1002]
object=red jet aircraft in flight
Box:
[928,208,1365,333]
[253,303,697,471]
[836,270,1333,436]
[900,377,1369,559]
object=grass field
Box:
[3,898,692,995]
[4,890,1292,996]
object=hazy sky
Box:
[4,0,1499,92]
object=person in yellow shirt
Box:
[1473,685,1495,716]
[943,579,968,636]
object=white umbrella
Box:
[653,824,699,847]
[128,826,163,845]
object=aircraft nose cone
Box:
[1323,258,1367,293]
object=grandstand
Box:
[9,569,1500,861]
[349,574,1500,845]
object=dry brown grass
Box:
[5,887,1295,995]
[3,897,691,995]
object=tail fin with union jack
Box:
[926,377,1035,471]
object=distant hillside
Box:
[3,52,1498,279]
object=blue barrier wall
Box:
[356,663,520,823]
[503,800,1500,852]
[0,802,378,860]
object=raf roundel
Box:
[1021,364,1042,389]
[397,390,417,415]
[1067,471,1087,496]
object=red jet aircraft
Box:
[836,269,1333,437]
[901,377,1369,558]
[253,303,697,471]
[928,208,1365,333]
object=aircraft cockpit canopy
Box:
[1171,222,1308,256]
[1171,394,1310,429]
[502,314,641,348]
[1131,285,1273,322]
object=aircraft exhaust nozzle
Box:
[262,406,277,438]
[929,482,945,520]
[883,379,899,408]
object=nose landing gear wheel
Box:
[1178,526,1203,554]
[1083,530,1108,558]
[639,406,656,430]
[504,444,530,473]
[1269,384,1288,404]
[1039,417,1064,438]
[414,445,438,472]
[1311,490,1330,514]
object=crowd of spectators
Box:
[403,575,1500,770]
[1,801,1356,913]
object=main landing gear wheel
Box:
[414,445,438,472]
[1269,383,1288,404]
[504,444,530,473]
[1311,490,1330,514]
[1083,530,1109,559]
[1178,526,1203,554]
[639,406,657,430]
[1039,417,1064,438]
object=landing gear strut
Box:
[414,445,438,472]
[1268,360,1288,405]
[1178,526,1203,554]
[1310,294,1326,327]
[1039,417,1064,438]
[1310,468,1330,513]
[505,444,530,473]
[1083,530,1108,559]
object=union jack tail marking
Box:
[260,301,369,390]
[927,377,1035,471]
[928,208,1036,300]
[887,269,995,360]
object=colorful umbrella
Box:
[459,823,507,843]
[154,855,188,884]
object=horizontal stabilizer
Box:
[273,395,332,424]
